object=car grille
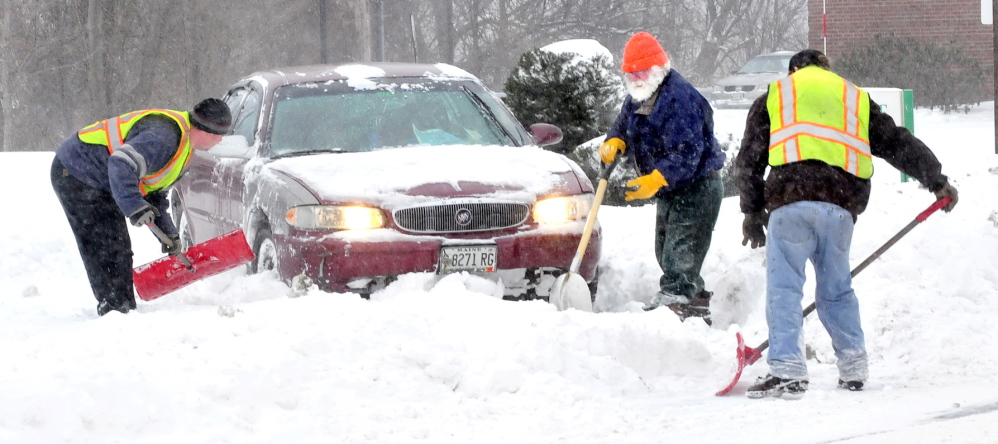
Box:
[394,202,530,233]
[724,85,756,92]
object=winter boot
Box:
[643,291,689,312]
[665,291,712,325]
[746,374,808,400]
[97,298,136,316]
[837,379,864,391]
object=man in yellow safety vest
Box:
[51,98,231,316]
[734,49,958,399]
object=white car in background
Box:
[712,51,793,109]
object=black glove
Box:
[934,182,958,212]
[742,211,768,249]
[128,204,160,227]
[161,232,186,255]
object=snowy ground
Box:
[1,104,996,443]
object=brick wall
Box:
[808,0,994,95]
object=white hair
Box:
[625,62,671,103]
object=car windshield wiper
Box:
[272,148,347,159]
[460,86,515,143]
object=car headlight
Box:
[532,195,593,225]
[285,205,385,230]
[713,85,723,92]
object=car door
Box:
[215,83,264,233]
[177,145,219,242]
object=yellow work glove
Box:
[625,170,669,201]
[598,137,626,164]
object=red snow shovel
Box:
[133,224,255,301]
[715,197,952,396]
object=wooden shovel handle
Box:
[568,159,620,273]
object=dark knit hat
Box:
[190,98,232,135]
[788,49,831,73]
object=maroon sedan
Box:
[171,63,601,300]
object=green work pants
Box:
[654,173,723,298]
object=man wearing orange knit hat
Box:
[599,31,725,323]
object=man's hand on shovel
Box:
[146,224,193,270]
[161,232,186,255]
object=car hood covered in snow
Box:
[264,145,591,208]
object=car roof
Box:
[241,62,478,87]
[754,51,795,58]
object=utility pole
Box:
[410,14,417,62]
[319,0,328,63]
[822,0,827,54]
[991,0,996,153]
[377,0,385,62]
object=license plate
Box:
[438,245,497,274]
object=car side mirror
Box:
[208,135,253,158]
[529,123,564,148]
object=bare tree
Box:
[0,1,12,151]
[0,0,806,152]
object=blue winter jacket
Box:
[55,114,182,234]
[607,70,725,195]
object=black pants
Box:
[50,157,136,308]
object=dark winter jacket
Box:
[734,91,949,220]
[55,114,183,233]
[607,70,726,195]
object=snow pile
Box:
[0,103,996,443]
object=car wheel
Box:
[169,191,194,249]
[250,227,278,274]
[588,267,600,303]
[177,210,194,249]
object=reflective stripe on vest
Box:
[78,109,193,195]
[766,66,873,179]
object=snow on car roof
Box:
[247,62,478,88]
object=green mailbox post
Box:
[865,87,916,182]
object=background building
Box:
[808,0,994,94]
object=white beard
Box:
[625,64,669,103]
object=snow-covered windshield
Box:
[736,55,791,74]
[268,79,520,156]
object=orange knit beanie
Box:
[621,32,669,73]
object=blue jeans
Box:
[766,201,868,382]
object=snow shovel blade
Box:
[548,158,619,312]
[133,229,255,301]
[549,272,593,312]
[715,332,765,396]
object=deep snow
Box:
[1,103,996,443]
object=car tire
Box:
[588,267,600,303]
[250,226,278,274]
[169,191,194,249]
[177,210,194,250]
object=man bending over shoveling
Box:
[52,99,231,316]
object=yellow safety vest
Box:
[78,109,193,195]
[766,66,873,179]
